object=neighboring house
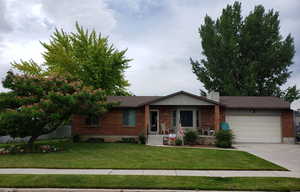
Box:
[72,91,295,144]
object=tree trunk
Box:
[27,135,39,149]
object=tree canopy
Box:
[12,22,131,96]
[191,1,299,102]
[0,71,113,144]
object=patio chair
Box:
[200,127,211,135]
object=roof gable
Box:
[147,91,219,106]
[107,91,219,108]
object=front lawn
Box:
[0,175,299,191]
[0,142,286,170]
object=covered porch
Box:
[143,91,223,141]
[145,105,221,136]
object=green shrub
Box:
[72,134,80,143]
[0,143,64,155]
[175,138,182,145]
[184,130,198,145]
[86,138,104,143]
[138,134,146,144]
[120,138,137,144]
[215,129,234,148]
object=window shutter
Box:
[123,111,129,125]
[129,110,136,126]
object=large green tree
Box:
[12,23,131,96]
[191,2,299,102]
[0,71,113,144]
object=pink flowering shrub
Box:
[0,143,64,155]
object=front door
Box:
[149,110,159,134]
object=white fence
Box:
[0,125,72,143]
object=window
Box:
[85,115,99,127]
[180,110,193,127]
[123,109,136,126]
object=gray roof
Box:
[220,96,290,109]
[107,96,161,107]
[107,92,290,109]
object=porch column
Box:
[214,105,220,131]
[144,105,150,136]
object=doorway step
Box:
[147,135,164,146]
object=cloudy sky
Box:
[0,0,299,109]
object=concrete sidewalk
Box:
[0,168,299,178]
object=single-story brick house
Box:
[72,91,295,144]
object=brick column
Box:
[281,110,294,137]
[214,105,220,131]
[144,105,150,136]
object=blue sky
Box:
[0,0,299,108]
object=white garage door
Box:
[226,115,282,143]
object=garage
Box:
[226,112,282,143]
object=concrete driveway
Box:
[235,143,300,172]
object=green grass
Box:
[0,142,286,170]
[0,175,299,191]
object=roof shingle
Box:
[107,93,290,109]
[220,96,290,109]
[107,96,161,107]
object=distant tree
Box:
[12,22,132,96]
[281,86,300,103]
[200,89,207,96]
[0,71,113,145]
[191,1,298,102]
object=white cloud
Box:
[41,0,117,35]
[0,0,12,33]
[0,0,299,108]
[0,0,117,90]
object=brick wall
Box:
[72,105,221,136]
[281,110,294,137]
[200,106,214,129]
[72,107,145,136]
[200,106,223,130]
